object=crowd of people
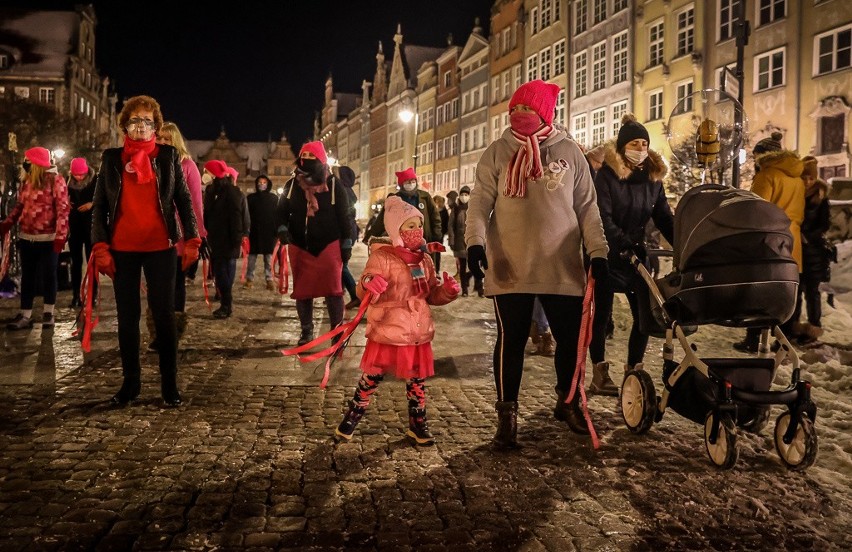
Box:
[0,82,837,448]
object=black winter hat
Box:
[616,113,650,151]
[753,131,783,156]
[338,166,356,188]
[459,185,471,194]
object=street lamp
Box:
[398,95,419,172]
[52,148,65,163]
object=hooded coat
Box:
[276,173,351,256]
[801,179,832,282]
[751,150,805,270]
[465,126,608,296]
[67,169,96,242]
[369,187,441,243]
[594,140,674,290]
[247,175,279,254]
[203,177,246,259]
[337,166,360,245]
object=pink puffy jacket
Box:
[357,245,456,346]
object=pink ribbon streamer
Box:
[565,270,600,449]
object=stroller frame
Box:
[619,252,819,471]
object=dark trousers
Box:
[793,273,822,327]
[211,256,237,310]
[174,262,187,312]
[296,296,345,332]
[590,276,648,367]
[492,293,583,402]
[342,255,357,301]
[18,240,58,310]
[112,248,178,392]
[457,255,482,294]
[68,231,92,299]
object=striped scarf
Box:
[505,125,554,198]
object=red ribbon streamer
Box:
[0,233,11,283]
[272,242,289,295]
[201,258,211,310]
[239,239,249,282]
[72,250,100,353]
[565,270,600,450]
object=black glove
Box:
[467,245,488,280]
[277,225,291,245]
[590,257,608,281]
[199,237,211,261]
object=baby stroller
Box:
[620,185,818,470]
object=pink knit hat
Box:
[299,141,328,164]
[203,160,229,179]
[395,167,417,185]
[508,80,561,125]
[384,195,423,247]
[25,147,51,168]
[70,157,88,175]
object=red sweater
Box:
[111,147,171,252]
[7,173,70,242]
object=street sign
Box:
[722,67,740,100]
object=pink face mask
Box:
[510,111,543,136]
[400,228,424,250]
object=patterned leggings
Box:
[351,373,427,410]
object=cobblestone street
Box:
[1,245,850,551]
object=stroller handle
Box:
[622,248,674,328]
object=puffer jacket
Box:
[447,201,469,256]
[356,243,456,346]
[751,150,805,270]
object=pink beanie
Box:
[508,80,561,125]
[203,160,229,179]
[395,167,417,185]
[299,141,328,165]
[70,157,88,175]
[25,147,51,168]
[226,166,239,181]
[384,195,423,247]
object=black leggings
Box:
[18,240,57,310]
[492,293,583,402]
[68,231,92,298]
[793,273,822,327]
[590,276,648,367]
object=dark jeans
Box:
[793,273,822,327]
[342,253,357,301]
[492,293,583,402]
[590,276,647,367]
[212,256,237,310]
[19,240,58,310]
[296,296,345,332]
[68,231,92,299]
[112,248,178,391]
[175,262,187,312]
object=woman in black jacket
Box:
[67,158,95,308]
[590,114,674,396]
[276,142,351,345]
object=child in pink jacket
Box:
[336,196,460,445]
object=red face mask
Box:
[400,228,424,250]
[510,111,543,136]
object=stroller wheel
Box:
[774,411,818,471]
[704,413,738,469]
[620,369,657,434]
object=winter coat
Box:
[6,172,70,243]
[276,174,351,256]
[357,243,456,346]
[751,150,805,270]
[370,188,442,243]
[203,177,246,259]
[595,141,674,291]
[247,181,279,254]
[465,126,608,296]
[67,170,95,242]
[176,157,206,255]
[338,166,360,247]
[92,145,198,246]
[447,202,469,257]
[438,206,449,238]
[801,179,832,282]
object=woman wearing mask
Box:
[589,114,674,396]
[66,157,95,308]
[276,142,351,345]
[0,147,70,329]
[90,95,200,407]
[465,80,609,448]
[447,186,481,297]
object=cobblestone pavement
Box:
[0,245,850,551]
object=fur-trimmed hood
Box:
[602,140,667,181]
[755,149,803,178]
[806,178,829,203]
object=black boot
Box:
[110,375,140,405]
[554,388,590,435]
[298,325,314,346]
[335,401,365,440]
[161,370,182,407]
[406,406,435,446]
[493,401,519,449]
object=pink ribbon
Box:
[565,270,600,449]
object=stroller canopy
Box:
[674,185,794,272]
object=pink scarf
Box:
[296,173,328,217]
[505,125,554,198]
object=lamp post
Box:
[399,96,419,172]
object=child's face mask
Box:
[400,228,424,250]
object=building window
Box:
[527,54,539,82]
[450,134,458,155]
[492,115,501,142]
[531,7,539,35]
[491,76,500,105]
[15,86,29,98]
[675,80,694,114]
[719,0,741,42]
[574,52,587,98]
[553,40,566,76]
[573,114,588,146]
[677,7,695,57]
[649,21,665,67]
[513,64,522,90]
[648,89,664,121]
[540,0,552,29]
[539,47,552,81]
[38,87,55,104]
[443,71,452,88]
[754,47,785,91]
[612,31,629,84]
[503,69,511,99]
[757,0,785,26]
[611,101,628,136]
[815,24,852,76]
[592,42,607,91]
[593,0,607,25]
[819,114,846,154]
[613,0,628,12]
[575,0,587,35]
[591,108,607,146]
[0,54,8,69]
[554,0,561,21]
[452,98,459,118]
[555,89,566,126]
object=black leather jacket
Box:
[91,145,199,246]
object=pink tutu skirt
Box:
[360,339,434,379]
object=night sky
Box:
[9,1,494,147]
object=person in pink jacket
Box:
[336,196,460,445]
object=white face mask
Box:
[402,182,417,192]
[459,195,470,204]
[624,149,648,165]
[201,172,213,184]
